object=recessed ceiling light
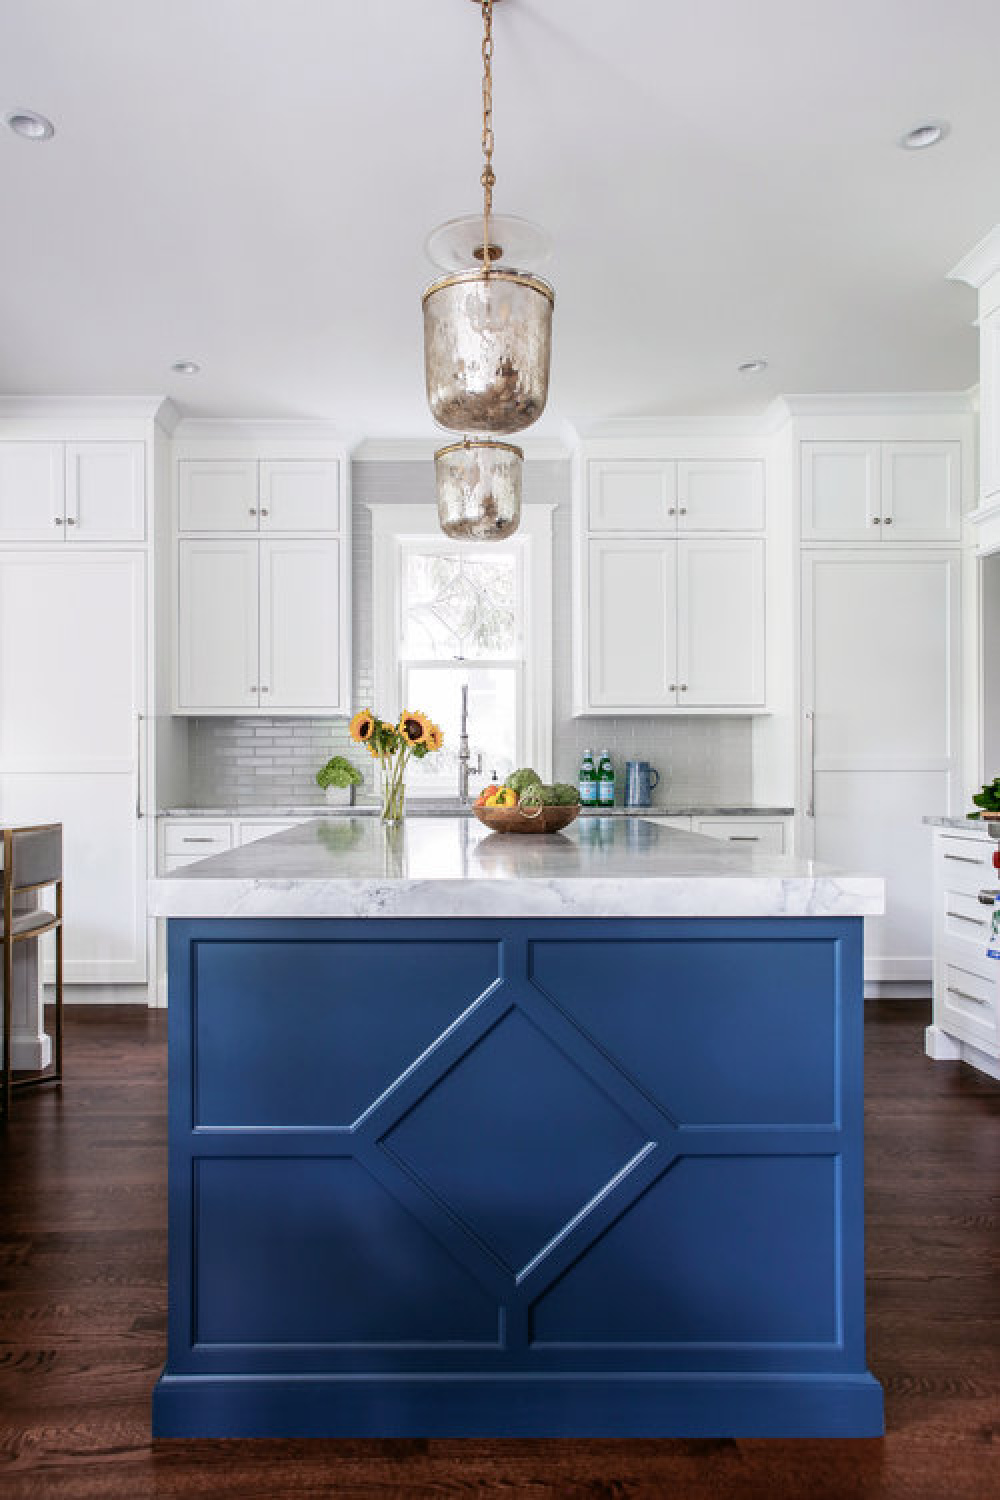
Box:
[738,359,768,375]
[170,360,201,375]
[4,109,55,141]
[900,121,949,151]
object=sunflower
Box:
[425,721,444,752]
[349,709,375,745]
[398,709,432,747]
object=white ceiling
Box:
[2,0,999,437]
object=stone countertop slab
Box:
[923,815,998,831]
[150,814,881,921]
[157,804,796,820]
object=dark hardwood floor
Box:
[0,1000,997,1499]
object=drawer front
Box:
[942,888,993,946]
[163,822,234,857]
[693,818,786,854]
[163,852,216,873]
[938,835,995,896]
[237,820,301,846]
[937,954,1000,1055]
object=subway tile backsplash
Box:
[185,459,752,809]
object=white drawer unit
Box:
[161,821,234,872]
[927,826,1000,1077]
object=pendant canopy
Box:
[435,439,522,541]
[423,269,554,435]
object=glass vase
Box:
[380,753,407,824]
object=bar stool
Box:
[1,823,63,1122]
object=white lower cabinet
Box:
[584,538,764,712]
[176,537,342,714]
[643,815,790,852]
[927,829,1000,1077]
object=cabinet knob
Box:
[668,507,677,516]
[884,516,893,525]
[66,516,76,526]
[680,684,688,692]
[249,686,258,693]
[261,685,269,693]
[53,516,63,526]
[669,683,677,692]
[872,516,882,525]
[260,508,269,517]
[679,507,688,515]
[249,507,257,516]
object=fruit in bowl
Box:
[473,769,581,834]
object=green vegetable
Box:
[519,782,554,807]
[505,767,543,794]
[316,755,363,791]
[970,777,1000,816]
[551,782,581,806]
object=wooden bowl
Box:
[472,804,580,836]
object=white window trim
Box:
[369,503,554,785]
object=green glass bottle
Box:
[598,750,615,807]
[579,750,598,806]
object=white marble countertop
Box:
[157,803,795,820]
[149,815,882,920]
[923,815,999,832]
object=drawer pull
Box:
[947,986,988,1006]
[728,835,760,842]
[944,853,985,865]
[181,836,217,844]
[946,910,987,928]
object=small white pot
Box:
[324,785,355,807]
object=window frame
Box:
[369,503,554,794]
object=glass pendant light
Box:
[435,438,523,540]
[422,0,554,436]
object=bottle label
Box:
[580,779,598,805]
[598,779,614,805]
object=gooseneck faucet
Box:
[458,683,482,804]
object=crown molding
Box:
[773,391,976,419]
[171,417,351,445]
[353,436,571,461]
[0,395,171,421]
[575,414,769,441]
[948,225,1000,290]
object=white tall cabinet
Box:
[574,443,768,715]
[0,406,166,1045]
[794,409,973,990]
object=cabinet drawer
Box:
[163,822,234,857]
[937,955,999,1055]
[938,835,994,896]
[942,888,993,945]
[693,817,786,854]
[237,820,301,846]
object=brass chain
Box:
[480,0,495,267]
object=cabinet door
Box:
[259,539,342,710]
[178,460,259,532]
[177,539,260,712]
[881,442,961,541]
[587,461,677,532]
[0,550,147,983]
[0,442,65,540]
[677,461,764,531]
[259,460,340,532]
[676,539,765,706]
[981,307,1000,503]
[66,442,145,541]
[801,442,881,541]
[587,540,677,708]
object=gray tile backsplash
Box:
[186,459,752,809]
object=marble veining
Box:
[158,804,794,819]
[923,815,998,832]
[150,816,882,920]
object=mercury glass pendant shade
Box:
[435,439,523,540]
[423,268,554,435]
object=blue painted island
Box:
[149,815,885,1439]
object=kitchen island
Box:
[149,816,884,1439]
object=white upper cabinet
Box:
[177,539,260,713]
[259,538,342,710]
[587,540,677,708]
[676,460,764,531]
[801,442,881,541]
[587,461,677,532]
[178,460,258,531]
[178,458,341,533]
[677,539,765,706]
[0,442,65,540]
[0,440,144,542]
[259,460,340,532]
[66,442,145,540]
[802,440,960,542]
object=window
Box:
[371,504,553,798]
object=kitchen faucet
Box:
[458,684,483,804]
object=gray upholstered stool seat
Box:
[0,909,58,940]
